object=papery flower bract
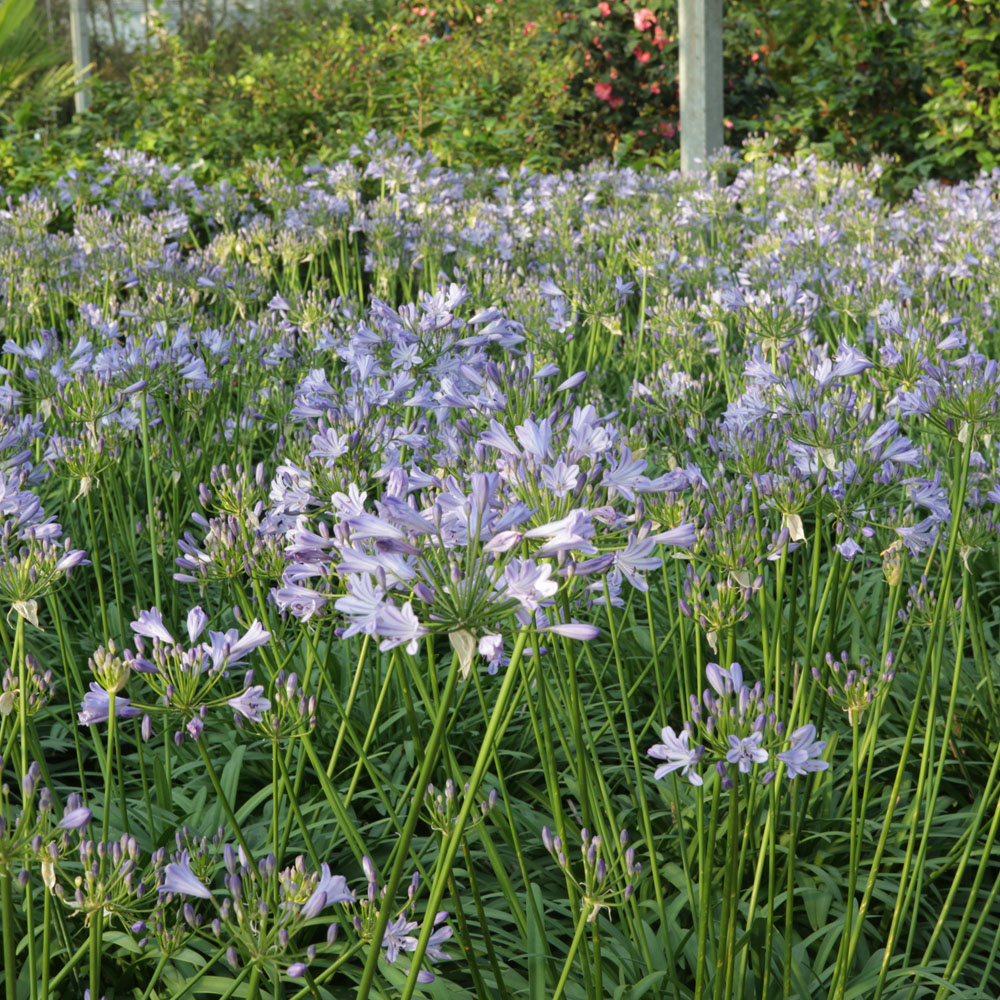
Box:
[648,726,703,786]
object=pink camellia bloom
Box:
[633,7,656,30]
[594,81,613,102]
[598,0,611,14]
[608,95,624,110]
[633,46,652,63]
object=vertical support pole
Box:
[679,0,723,174]
[69,0,92,114]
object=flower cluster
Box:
[542,824,642,922]
[649,662,829,787]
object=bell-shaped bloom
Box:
[376,601,428,655]
[160,850,212,899]
[726,733,769,773]
[131,607,175,645]
[777,724,829,779]
[648,726,703,786]
[78,683,141,726]
[300,864,355,920]
[227,685,271,722]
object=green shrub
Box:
[5,0,583,186]
[5,0,1000,198]
[919,0,1000,175]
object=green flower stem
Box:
[1,868,15,1000]
[869,428,975,1000]
[518,631,566,841]
[558,609,591,828]
[98,487,126,644]
[195,737,255,864]
[278,745,319,870]
[462,837,513,1000]
[602,584,675,991]
[897,571,970,968]
[88,909,102,1000]
[446,866,491,1000]
[12,612,36,1000]
[924,735,1000,995]
[40,887,51,1000]
[592,919,603,1000]
[84,491,111,642]
[396,628,531,1000]
[829,709,862,1000]
[287,941,366,1000]
[716,779,740,1000]
[551,905,591,1000]
[271,740,280,864]
[631,264,648,394]
[101,690,117,853]
[137,951,171,1000]
[300,733,366,863]
[43,936,89,993]
[323,634,372,778]
[355,626,500,1000]
[696,777,721,1000]
[739,783,776,998]
[943,843,1000,993]
[49,594,91,798]
[14,615,27,783]
[783,777,799,999]
[246,964,262,1000]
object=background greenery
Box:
[4,0,1000,193]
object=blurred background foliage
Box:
[2,0,1000,194]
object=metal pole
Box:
[679,0,723,174]
[69,0,92,114]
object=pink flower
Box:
[594,82,613,102]
[598,0,611,14]
[633,7,656,31]
[633,46,651,63]
[522,20,537,34]
[608,95,624,110]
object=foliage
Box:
[918,0,1000,175]
[1,140,1000,999]
[7,0,582,186]
[0,0,80,130]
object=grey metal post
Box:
[69,0,92,114]
[679,0,723,174]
